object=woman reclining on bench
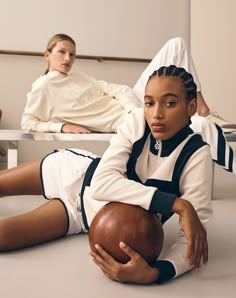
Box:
[22,34,236,134]
[21,34,236,174]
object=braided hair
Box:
[147,65,197,102]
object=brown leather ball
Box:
[89,202,164,264]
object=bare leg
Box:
[197,91,210,116]
[0,158,43,196]
[0,199,68,251]
[197,93,236,131]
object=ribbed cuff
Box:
[151,260,176,284]
[149,190,176,217]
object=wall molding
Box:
[0,49,151,63]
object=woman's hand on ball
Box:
[90,242,159,284]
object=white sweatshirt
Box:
[82,108,212,282]
[21,71,142,133]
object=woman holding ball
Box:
[0,65,211,284]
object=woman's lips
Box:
[151,123,166,132]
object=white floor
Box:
[0,165,236,298]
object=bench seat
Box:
[0,130,114,168]
[0,129,236,169]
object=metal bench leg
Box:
[7,141,18,168]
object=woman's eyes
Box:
[165,101,176,107]
[144,100,176,107]
[58,50,75,57]
[144,101,152,106]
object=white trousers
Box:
[133,37,236,174]
[133,37,201,100]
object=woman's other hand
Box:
[61,123,91,133]
[90,242,159,284]
[172,198,208,271]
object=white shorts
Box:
[40,148,98,235]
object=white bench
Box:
[0,129,236,169]
[0,130,114,168]
[224,133,236,142]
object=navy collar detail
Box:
[150,124,193,157]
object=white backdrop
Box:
[0,0,190,58]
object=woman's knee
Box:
[165,37,187,54]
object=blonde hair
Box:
[44,33,76,74]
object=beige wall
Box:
[0,0,190,58]
[191,0,236,194]
[191,0,236,123]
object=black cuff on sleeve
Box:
[149,190,176,217]
[151,260,176,284]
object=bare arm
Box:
[171,198,208,270]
